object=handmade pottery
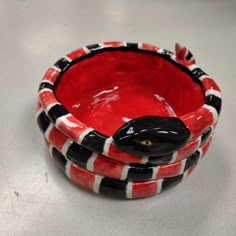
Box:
[36,42,222,199]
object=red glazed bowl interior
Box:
[55,50,204,136]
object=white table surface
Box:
[0,0,236,235]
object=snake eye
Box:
[140,140,152,146]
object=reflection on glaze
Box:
[113,116,191,156]
[154,94,176,117]
[91,86,120,107]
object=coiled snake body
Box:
[37,42,221,199]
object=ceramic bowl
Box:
[36,42,222,199]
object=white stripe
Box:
[183,169,189,179]
[122,42,127,46]
[35,107,44,120]
[199,75,209,81]
[93,175,103,194]
[205,89,222,99]
[61,139,73,156]
[38,88,53,94]
[45,102,61,113]
[170,152,178,163]
[140,156,149,164]
[55,114,72,128]
[151,166,159,179]
[86,153,97,172]
[184,49,189,59]
[170,54,177,62]
[98,43,105,48]
[157,48,164,54]
[179,159,187,174]
[188,64,198,71]
[41,80,53,85]
[199,148,203,159]
[77,128,94,144]
[51,65,61,72]
[138,43,143,49]
[83,46,90,54]
[44,124,54,141]
[202,104,218,124]
[126,182,133,199]
[103,137,113,156]
[49,144,54,157]
[63,55,72,62]
[197,137,202,148]
[156,179,163,194]
[65,160,72,179]
[120,165,129,180]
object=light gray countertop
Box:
[0,0,235,235]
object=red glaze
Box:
[131,181,158,199]
[70,164,95,191]
[55,50,204,136]
[42,67,60,84]
[42,114,212,181]
[93,154,125,180]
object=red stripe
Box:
[103,41,124,47]
[180,107,214,140]
[108,142,145,164]
[202,77,221,92]
[66,48,88,61]
[70,164,95,191]
[176,47,187,60]
[57,115,88,141]
[132,180,158,199]
[141,43,159,52]
[42,67,60,83]
[48,127,68,151]
[93,155,123,180]
[157,162,182,178]
[39,90,58,110]
[176,138,199,161]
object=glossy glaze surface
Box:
[37,41,222,199]
[55,50,204,136]
[113,116,190,156]
[39,42,221,163]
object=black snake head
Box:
[113,116,190,157]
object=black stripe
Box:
[206,95,222,114]
[54,58,71,71]
[66,143,93,168]
[184,151,200,172]
[38,82,53,92]
[148,153,173,164]
[161,174,183,191]
[37,112,50,133]
[191,68,207,80]
[81,130,107,153]
[53,47,205,92]
[127,164,153,180]
[86,44,100,50]
[126,43,138,49]
[52,148,67,171]
[201,127,212,146]
[47,104,69,123]
[99,177,127,198]
[185,51,193,60]
[162,49,174,56]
